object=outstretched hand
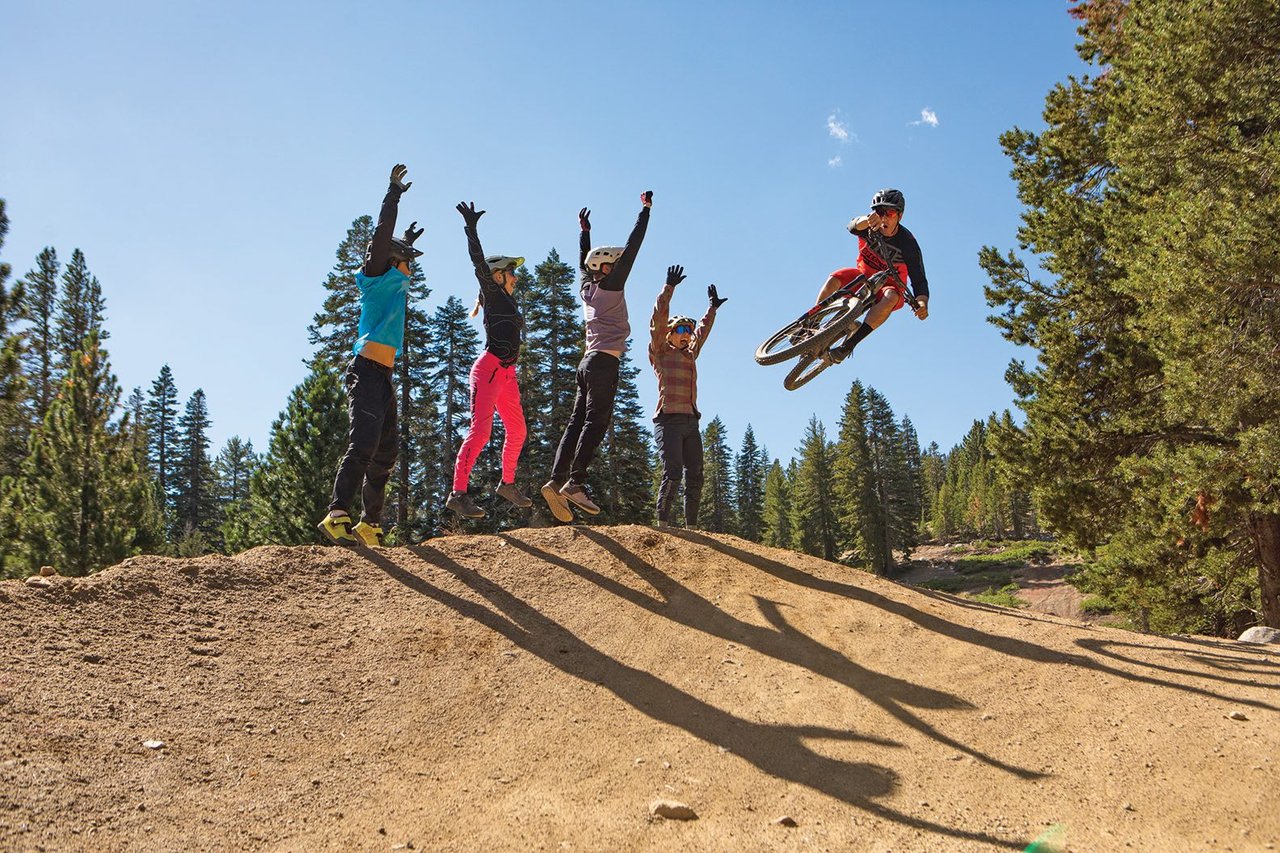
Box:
[709,284,728,309]
[641,190,653,208]
[665,265,686,288]
[390,164,412,193]
[456,202,485,228]
[914,297,929,320]
[579,207,591,231]
[403,221,424,246]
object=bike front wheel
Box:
[755,296,866,366]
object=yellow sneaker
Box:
[352,521,385,547]
[317,511,358,546]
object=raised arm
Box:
[578,207,592,272]
[363,164,412,277]
[690,284,728,359]
[456,202,499,294]
[650,264,684,355]
[598,191,652,292]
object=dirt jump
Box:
[2,526,1277,851]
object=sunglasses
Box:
[873,207,899,217]
[673,324,694,334]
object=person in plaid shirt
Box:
[648,264,728,528]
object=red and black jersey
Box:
[848,223,929,299]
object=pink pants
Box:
[453,351,527,492]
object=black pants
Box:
[329,355,398,524]
[654,413,704,526]
[551,351,619,486]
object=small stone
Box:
[633,758,645,766]
[23,576,52,590]
[298,698,311,705]
[1123,802,1135,812]
[390,676,400,686]
[142,740,165,750]
[39,566,57,577]
[980,713,993,721]
[82,653,106,664]
[1229,711,1249,721]
[650,800,697,821]
[774,815,798,827]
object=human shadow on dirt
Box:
[671,530,1280,713]
[1074,637,1280,689]
[522,527,1042,781]
[358,546,1024,850]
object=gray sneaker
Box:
[559,483,601,515]
[540,480,574,523]
[495,482,532,508]
[446,491,486,518]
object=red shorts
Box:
[830,266,908,312]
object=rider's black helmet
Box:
[871,188,906,215]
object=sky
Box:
[0,0,1087,465]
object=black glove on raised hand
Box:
[456,202,485,228]
[403,221,424,248]
[666,265,686,288]
[641,190,653,207]
[579,207,591,231]
[390,164,412,194]
[709,284,728,309]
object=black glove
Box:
[665,265,686,288]
[579,207,591,231]
[456,202,485,228]
[403,221,424,247]
[390,164,412,194]
[709,284,728,309]
[641,190,653,207]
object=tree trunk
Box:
[1248,511,1280,628]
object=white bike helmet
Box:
[585,246,624,272]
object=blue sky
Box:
[0,1,1085,464]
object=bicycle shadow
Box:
[356,545,1025,850]
[671,529,1280,712]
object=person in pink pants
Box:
[446,202,533,519]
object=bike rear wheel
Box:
[784,350,837,390]
[755,296,867,366]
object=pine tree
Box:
[307,215,375,367]
[734,426,767,542]
[237,369,348,548]
[425,296,481,511]
[19,246,60,422]
[517,250,583,523]
[900,416,924,539]
[389,258,438,540]
[919,441,946,538]
[54,249,107,366]
[145,365,180,531]
[0,202,27,471]
[865,388,916,567]
[789,416,837,560]
[698,415,735,533]
[832,381,882,569]
[17,332,162,575]
[215,436,259,552]
[762,459,792,548]
[591,351,654,525]
[173,389,218,550]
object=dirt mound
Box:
[2,526,1277,851]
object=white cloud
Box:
[827,113,851,142]
[828,155,843,168]
[910,107,940,128]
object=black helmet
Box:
[871,188,905,215]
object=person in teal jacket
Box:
[318,164,423,546]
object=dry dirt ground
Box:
[1,526,1277,852]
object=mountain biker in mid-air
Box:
[813,188,929,363]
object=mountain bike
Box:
[754,229,920,390]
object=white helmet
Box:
[585,246,624,272]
